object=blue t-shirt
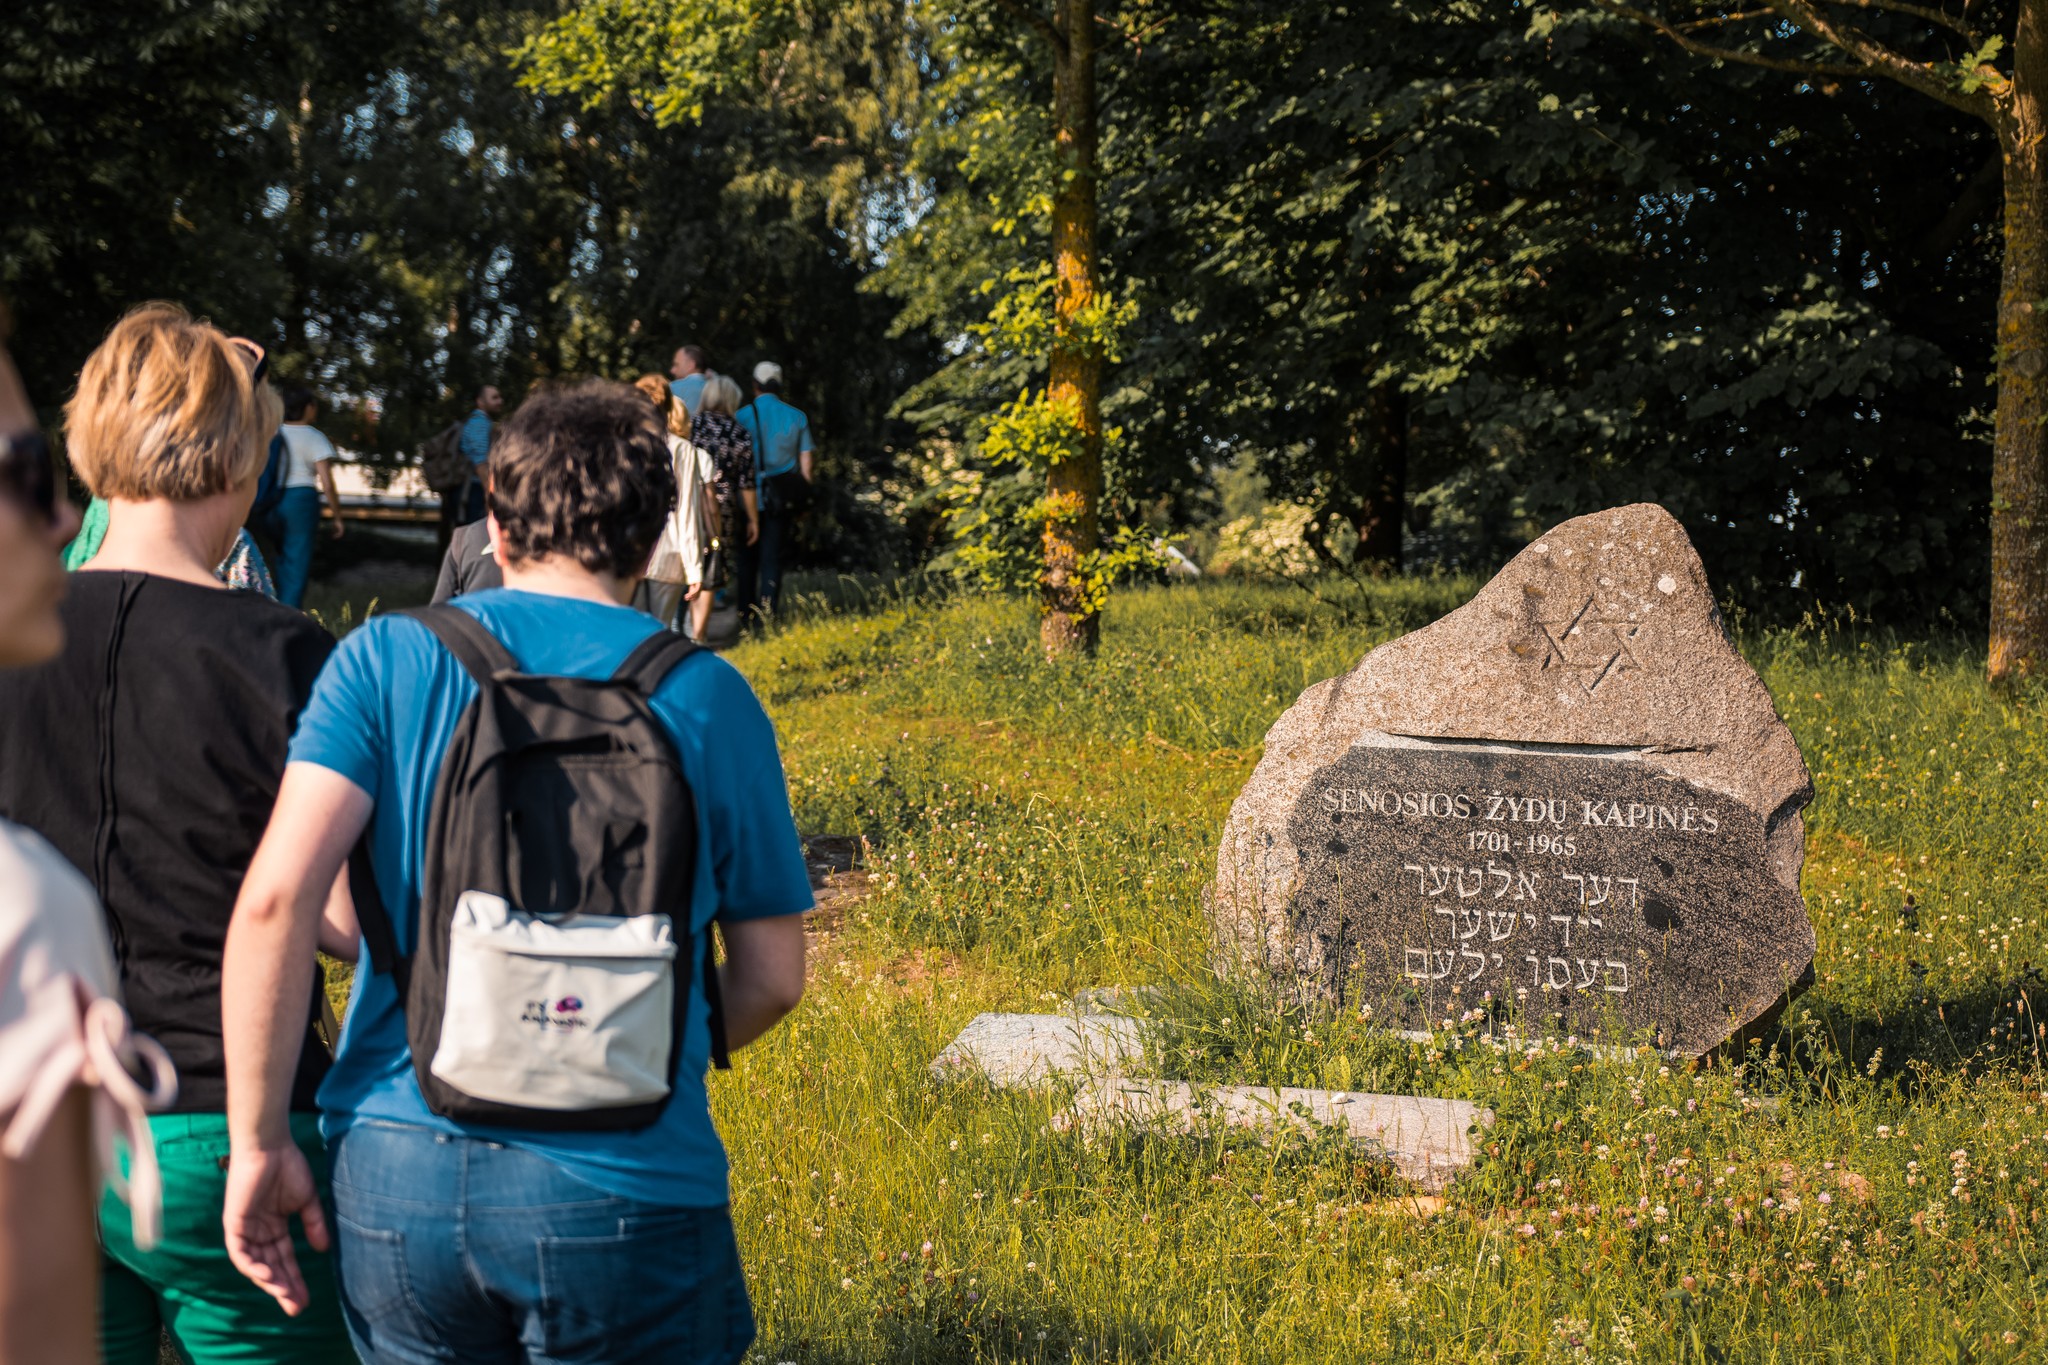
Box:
[459,409,491,466]
[737,394,813,483]
[670,373,706,418]
[289,589,813,1206]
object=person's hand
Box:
[328,517,346,540]
[684,582,702,601]
[746,518,760,546]
[222,1142,329,1317]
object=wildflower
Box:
[1517,1223,1536,1237]
[966,1291,979,1303]
[841,1277,854,1290]
[949,1139,960,1151]
[900,1251,911,1262]
[1817,1192,1833,1206]
[1026,1261,1037,1271]
[921,1242,934,1258]
[1657,1234,1670,1244]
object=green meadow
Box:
[712,580,2047,1364]
[321,576,2048,1362]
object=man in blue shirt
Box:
[669,345,707,418]
[735,361,813,625]
[457,384,502,525]
[218,381,811,1363]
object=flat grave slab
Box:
[1058,1079,1485,1192]
[929,1011,1144,1088]
[931,1011,1489,1190]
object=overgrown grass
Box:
[702,580,2048,1363]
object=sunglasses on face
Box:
[0,427,56,524]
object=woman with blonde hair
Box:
[0,302,174,1365]
[694,372,760,572]
[0,303,355,1364]
[632,372,719,639]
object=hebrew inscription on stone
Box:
[1285,738,1800,1050]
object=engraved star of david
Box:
[1536,597,1644,694]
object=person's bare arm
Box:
[222,763,371,1315]
[742,487,760,544]
[799,450,814,482]
[315,460,345,539]
[317,863,358,962]
[0,1089,96,1365]
[716,913,805,1051]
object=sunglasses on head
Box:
[228,336,269,385]
[0,427,56,524]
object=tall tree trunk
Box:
[1041,0,1102,657]
[1354,383,1407,570]
[1992,8,2048,687]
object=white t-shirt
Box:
[279,423,337,489]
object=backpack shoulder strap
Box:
[610,628,697,694]
[348,834,410,995]
[611,625,725,1067]
[394,603,519,686]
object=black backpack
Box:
[352,604,728,1132]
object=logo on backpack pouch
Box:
[518,996,589,1031]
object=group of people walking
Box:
[437,345,814,637]
[0,302,816,1364]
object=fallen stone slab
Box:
[931,1012,1491,1190]
[929,1012,1144,1088]
[1055,1078,1488,1192]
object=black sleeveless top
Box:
[0,571,335,1111]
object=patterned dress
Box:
[692,411,756,570]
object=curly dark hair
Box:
[488,379,675,579]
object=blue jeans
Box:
[267,486,322,608]
[329,1121,755,1365]
[735,512,789,624]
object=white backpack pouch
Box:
[430,890,678,1110]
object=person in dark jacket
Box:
[0,303,356,1365]
[430,516,503,602]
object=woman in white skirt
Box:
[632,374,719,637]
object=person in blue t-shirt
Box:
[218,380,812,1364]
[669,343,708,418]
[734,361,813,626]
[457,384,502,526]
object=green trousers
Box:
[99,1111,353,1365]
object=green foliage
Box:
[513,0,772,125]
[703,582,2048,1360]
[1093,2,1995,618]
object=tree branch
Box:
[1766,0,2001,118]
[1595,1,1998,123]
[993,0,1069,58]
[1808,0,1984,45]
[1594,1,1874,78]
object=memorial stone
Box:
[1210,504,1813,1057]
